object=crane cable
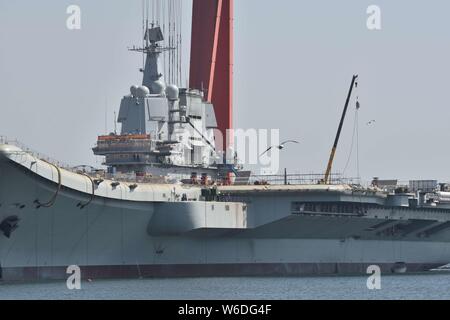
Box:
[77,173,95,210]
[342,109,358,177]
[355,81,361,181]
[342,82,361,180]
[34,160,62,209]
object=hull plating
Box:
[1,153,450,281]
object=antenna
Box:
[146,0,150,49]
[133,0,179,84]
[142,0,145,70]
[105,98,108,134]
[114,111,117,135]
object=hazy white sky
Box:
[1,0,450,182]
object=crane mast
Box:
[323,75,359,184]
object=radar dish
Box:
[145,27,164,43]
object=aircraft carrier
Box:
[1,1,450,281]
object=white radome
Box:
[166,84,179,101]
[137,85,150,97]
[151,80,166,95]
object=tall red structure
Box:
[190,0,234,147]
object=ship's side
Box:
[1,144,450,281]
[0,144,246,281]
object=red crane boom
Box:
[190,0,234,150]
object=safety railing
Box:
[248,173,360,186]
[1,135,363,187]
[0,136,73,170]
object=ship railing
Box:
[94,141,154,150]
[1,135,363,187]
[0,136,74,170]
[0,136,168,183]
[246,173,361,186]
[102,173,167,184]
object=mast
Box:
[131,0,179,91]
[323,75,359,185]
[129,25,176,93]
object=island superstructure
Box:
[92,25,235,184]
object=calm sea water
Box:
[0,273,449,300]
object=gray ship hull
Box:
[1,145,449,282]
